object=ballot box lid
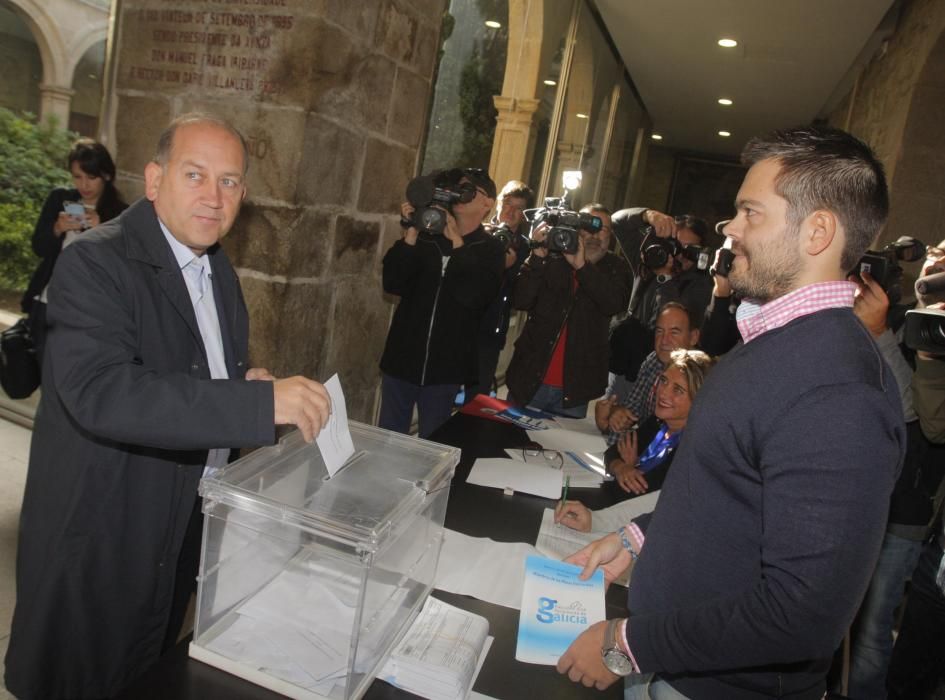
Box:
[198,421,459,552]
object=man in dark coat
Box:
[505,204,632,417]
[4,114,331,699]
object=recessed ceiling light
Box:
[576,113,588,119]
[651,133,663,141]
[718,98,733,106]
[718,38,738,48]
[485,20,501,28]
[544,79,556,86]
[718,130,731,137]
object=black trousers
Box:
[886,537,945,699]
[161,497,204,652]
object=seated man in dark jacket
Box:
[505,204,632,418]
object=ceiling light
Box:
[718,98,733,106]
[485,20,501,28]
[651,133,663,141]
[718,38,738,48]
[718,130,731,137]
[544,79,556,86]
[576,113,588,119]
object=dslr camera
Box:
[490,222,515,252]
[526,195,602,256]
[850,236,925,303]
[639,225,712,271]
[403,169,476,236]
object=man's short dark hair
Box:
[741,125,888,270]
[499,180,535,209]
[154,112,250,174]
[675,215,709,244]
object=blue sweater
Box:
[628,308,906,699]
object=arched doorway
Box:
[0,1,42,116]
[882,24,945,293]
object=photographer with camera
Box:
[614,209,715,329]
[607,209,715,393]
[379,168,506,438]
[884,238,945,700]
[465,180,534,401]
[505,203,632,418]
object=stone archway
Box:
[882,25,945,258]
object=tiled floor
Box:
[0,418,30,700]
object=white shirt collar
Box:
[158,218,208,273]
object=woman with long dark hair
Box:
[21,138,127,362]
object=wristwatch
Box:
[601,618,635,676]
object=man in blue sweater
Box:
[558,125,906,699]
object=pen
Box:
[560,475,570,509]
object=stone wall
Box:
[112,0,445,421]
[827,0,945,250]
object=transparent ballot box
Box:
[188,422,459,700]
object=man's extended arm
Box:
[46,240,276,450]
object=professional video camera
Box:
[525,172,601,256]
[904,269,945,353]
[403,168,476,236]
[850,236,926,303]
[904,307,945,353]
[639,225,712,271]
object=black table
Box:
[121,413,624,699]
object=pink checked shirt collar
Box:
[735,280,857,344]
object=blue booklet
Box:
[515,555,606,665]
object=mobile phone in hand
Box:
[63,202,89,228]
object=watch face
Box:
[603,648,634,676]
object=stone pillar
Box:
[489,96,540,190]
[38,83,74,127]
[110,1,444,421]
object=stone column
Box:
[489,96,540,190]
[39,84,74,127]
[110,1,444,421]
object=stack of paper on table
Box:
[379,597,493,700]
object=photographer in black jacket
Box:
[379,168,505,438]
[505,204,632,418]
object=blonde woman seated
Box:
[555,349,715,532]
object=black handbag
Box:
[0,317,40,399]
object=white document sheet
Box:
[435,529,539,610]
[525,426,608,456]
[315,373,355,477]
[466,458,562,499]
